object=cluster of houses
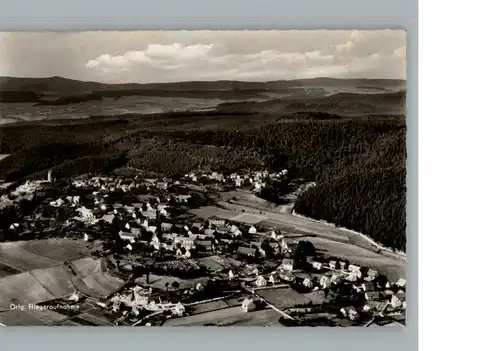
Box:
[183,169,288,192]
[1,171,406,326]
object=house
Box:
[195,283,205,291]
[83,233,89,242]
[394,292,406,309]
[364,292,381,301]
[248,226,257,234]
[330,272,342,285]
[340,306,359,321]
[241,297,256,313]
[279,271,295,282]
[130,227,141,237]
[176,195,191,203]
[119,231,137,243]
[345,272,359,282]
[175,237,195,249]
[390,294,403,309]
[250,241,266,257]
[268,273,279,284]
[235,178,243,187]
[362,282,375,292]
[329,260,338,270]
[150,240,160,251]
[147,226,157,234]
[312,261,323,270]
[100,214,114,225]
[281,258,294,272]
[348,264,361,272]
[339,262,346,270]
[237,247,257,258]
[228,270,235,280]
[230,225,243,237]
[367,269,379,278]
[319,275,331,289]
[395,278,407,288]
[142,210,157,219]
[270,242,280,254]
[174,302,185,315]
[255,276,267,287]
[161,223,173,232]
[303,278,313,288]
[125,244,133,251]
[209,218,225,227]
[196,240,214,251]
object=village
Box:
[0,169,406,327]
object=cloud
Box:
[84,32,405,83]
[0,30,405,82]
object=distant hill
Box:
[0,76,406,94]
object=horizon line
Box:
[0,75,407,85]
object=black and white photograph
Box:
[0,30,407,327]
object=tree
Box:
[294,240,316,262]
[164,282,170,291]
[172,281,180,290]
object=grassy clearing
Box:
[162,306,282,326]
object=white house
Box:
[395,278,407,288]
[390,294,403,309]
[303,278,313,288]
[330,273,342,285]
[241,298,256,313]
[248,226,257,234]
[329,260,337,270]
[312,261,323,270]
[348,264,361,272]
[120,232,136,243]
[268,273,279,284]
[174,302,185,315]
[83,233,89,242]
[255,276,267,287]
[235,179,243,187]
[320,275,331,289]
[125,244,133,251]
[228,270,235,280]
[345,272,358,282]
[340,306,359,321]
[281,259,294,272]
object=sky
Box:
[0,30,406,83]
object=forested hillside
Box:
[0,92,406,251]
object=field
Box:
[0,272,55,309]
[0,239,95,272]
[162,306,282,327]
[19,239,92,262]
[30,266,76,297]
[196,255,234,272]
[0,309,67,326]
[188,299,231,315]
[135,274,210,291]
[255,287,314,310]
[0,239,124,311]
[0,242,61,271]
[189,206,235,220]
[0,262,21,278]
